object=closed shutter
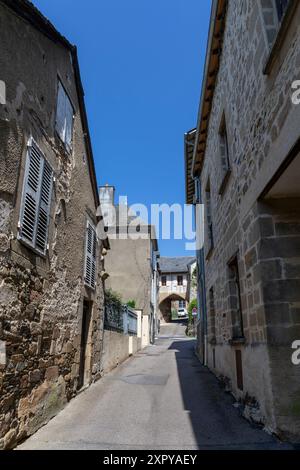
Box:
[36,159,53,253]
[19,139,53,255]
[84,222,97,289]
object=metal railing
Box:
[124,307,138,336]
[104,302,138,336]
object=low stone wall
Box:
[101,330,141,375]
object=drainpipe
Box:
[193,176,208,366]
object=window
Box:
[161,276,167,286]
[228,256,244,339]
[55,80,74,152]
[235,350,244,391]
[261,0,290,47]
[205,180,214,255]
[177,275,183,286]
[18,138,53,255]
[219,114,231,194]
[275,0,289,22]
[84,221,97,289]
[179,300,186,309]
[209,287,216,341]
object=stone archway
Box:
[159,293,186,323]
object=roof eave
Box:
[191,0,228,178]
[1,0,100,209]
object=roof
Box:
[192,0,228,176]
[159,257,196,274]
[1,0,100,213]
[185,129,196,204]
[185,0,228,204]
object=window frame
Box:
[177,275,183,286]
[227,255,244,341]
[218,113,231,195]
[262,0,297,74]
[55,78,75,153]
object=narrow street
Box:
[18,323,291,450]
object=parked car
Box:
[177,308,187,318]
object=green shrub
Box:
[188,298,197,323]
[105,289,123,309]
[127,299,136,309]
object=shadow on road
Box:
[168,339,289,450]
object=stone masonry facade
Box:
[0,1,106,448]
[194,0,300,440]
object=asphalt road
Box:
[18,322,292,450]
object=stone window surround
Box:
[262,0,298,74]
[218,111,232,196]
[227,253,245,343]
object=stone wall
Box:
[105,237,152,316]
[0,3,105,448]
[199,0,300,439]
[101,330,141,375]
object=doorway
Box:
[78,299,92,390]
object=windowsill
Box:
[218,168,232,196]
[229,336,245,346]
[17,236,47,259]
[55,131,73,157]
[263,0,298,75]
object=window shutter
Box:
[19,139,53,255]
[19,142,42,247]
[36,159,53,253]
[84,222,97,289]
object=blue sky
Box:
[33,0,211,256]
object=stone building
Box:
[0,0,108,448]
[185,0,300,440]
[99,186,160,345]
[159,257,195,322]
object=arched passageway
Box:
[159,293,186,323]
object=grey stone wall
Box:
[0,3,105,448]
[199,0,300,439]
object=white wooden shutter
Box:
[84,222,97,289]
[19,139,53,255]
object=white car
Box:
[177,308,187,318]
